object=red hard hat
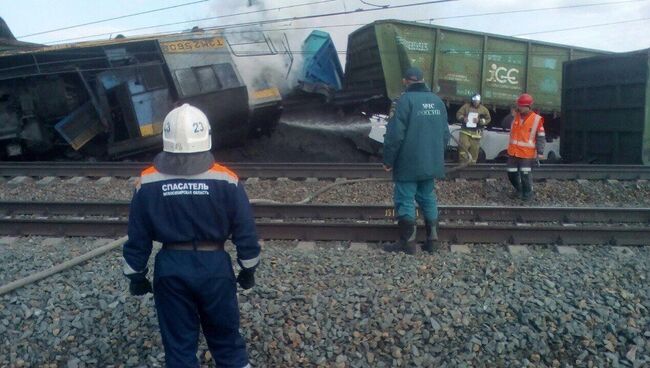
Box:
[517,93,533,107]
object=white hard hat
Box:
[471,93,481,102]
[162,104,212,153]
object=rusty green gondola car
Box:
[342,19,606,139]
[0,18,281,160]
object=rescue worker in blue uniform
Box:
[122,103,260,368]
[383,67,450,254]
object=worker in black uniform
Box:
[122,103,260,368]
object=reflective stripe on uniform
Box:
[239,255,260,269]
[510,115,542,149]
[527,115,542,143]
[520,167,532,172]
[123,259,143,275]
[506,168,519,172]
[140,164,239,185]
[509,139,535,148]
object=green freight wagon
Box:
[343,19,605,124]
[562,49,650,164]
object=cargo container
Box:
[561,49,650,164]
[342,19,606,131]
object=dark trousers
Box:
[153,249,248,368]
[506,156,534,197]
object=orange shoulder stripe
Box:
[141,166,159,176]
[210,163,239,181]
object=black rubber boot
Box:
[422,220,441,254]
[398,218,417,255]
[507,171,522,199]
[521,172,533,200]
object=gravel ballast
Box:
[0,237,117,285]
[1,177,649,207]
[2,156,649,366]
[1,239,649,367]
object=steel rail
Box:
[255,222,650,246]
[1,201,649,224]
[0,218,647,245]
[1,162,649,180]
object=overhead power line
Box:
[423,0,649,22]
[43,0,646,45]
[359,0,390,7]
[43,0,338,44]
[226,0,650,36]
[200,0,457,31]
[46,0,457,44]
[215,0,650,37]
[18,0,210,38]
[513,17,650,36]
[228,0,650,43]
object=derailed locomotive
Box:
[0,20,282,159]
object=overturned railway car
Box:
[562,49,650,165]
[340,19,607,139]
[0,28,281,159]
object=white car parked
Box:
[367,115,561,162]
[448,123,561,162]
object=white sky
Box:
[3,0,649,54]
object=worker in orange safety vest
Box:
[506,93,545,201]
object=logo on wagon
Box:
[486,63,519,85]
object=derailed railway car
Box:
[0,24,281,159]
[0,17,40,52]
[297,30,344,100]
[562,49,650,165]
[340,20,607,139]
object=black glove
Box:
[129,279,152,296]
[237,269,255,290]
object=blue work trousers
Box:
[393,179,438,222]
[153,249,248,368]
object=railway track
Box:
[1,201,648,245]
[1,162,649,180]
